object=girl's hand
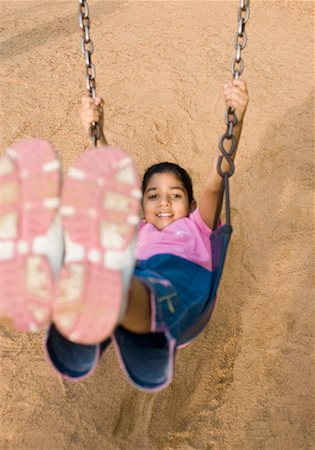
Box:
[223,79,249,123]
[79,96,104,136]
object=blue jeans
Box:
[45,255,215,392]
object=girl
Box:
[0,80,248,392]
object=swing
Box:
[78,0,250,346]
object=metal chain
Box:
[214,0,250,229]
[78,0,249,155]
[217,0,250,177]
[79,0,100,147]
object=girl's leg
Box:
[53,146,142,345]
[0,139,62,331]
[46,278,151,381]
[45,278,150,382]
[120,278,151,333]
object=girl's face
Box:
[142,171,191,230]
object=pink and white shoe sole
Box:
[0,138,61,332]
[53,146,141,345]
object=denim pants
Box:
[45,255,215,392]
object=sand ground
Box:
[0,1,314,449]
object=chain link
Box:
[217,0,250,179]
[79,0,100,147]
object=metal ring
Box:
[86,63,96,80]
[80,15,90,31]
[219,133,238,159]
[238,17,245,35]
[83,25,90,43]
[90,123,101,139]
[81,38,94,55]
[82,1,89,19]
[79,14,84,30]
[85,49,91,66]
[231,58,244,76]
[225,109,238,126]
[234,31,247,50]
[217,154,235,178]
[240,0,249,9]
[238,5,250,24]
[235,43,241,62]
[227,121,234,137]
[86,74,96,93]
[79,3,88,20]
[85,74,91,92]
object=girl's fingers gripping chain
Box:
[80,96,104,134]
[223,80,249,122]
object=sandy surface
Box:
[0,1,314,449]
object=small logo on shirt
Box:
[175,230,189,238]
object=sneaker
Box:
[53,146,141,345]
[0,138,62,332]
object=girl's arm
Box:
[198,79,249,229]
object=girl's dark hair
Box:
[141,162,194,204]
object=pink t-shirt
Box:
[136,209,213,271]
